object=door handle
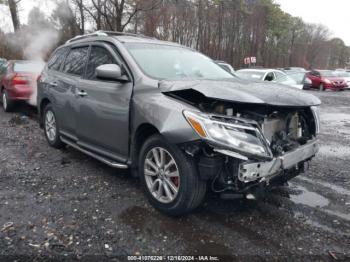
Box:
[49,82,58,87]
[76,90,88,97]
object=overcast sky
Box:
[1,0,349,46]
[276,0,350,45]
[0,0,54,32]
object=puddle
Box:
[8,115,29,126]
[294,211,336,233]
[289,183,350,222]
[323,209,350,222]
[119,206,232,255]
[289,183,330,208]
[318,145,350,158]
[320,111,350,136]
[297,176,350,196]
[321,112,350,123]
[119,206,149,231]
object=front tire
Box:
[43,104,65,149]
[139,134,206,216]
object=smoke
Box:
[1,6,61,106]
[11,27,59,106]
[23,28,59,61]
[7,24,60,106]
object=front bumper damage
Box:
[237,139,319,183]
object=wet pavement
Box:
[0,91,349,261]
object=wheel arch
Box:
[39,98,51,128]
[130,123,160,172]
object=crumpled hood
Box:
[159,78,321,107]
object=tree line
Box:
[0,0,349,69]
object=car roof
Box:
[113,35,180,46]
[64,31,184,48]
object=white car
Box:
[235,69,312,89]
[235,69,303,89]
[235,69,282,82]
[283,71,312,90]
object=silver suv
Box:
[38,31,321,215]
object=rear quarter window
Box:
[48,48,67,71]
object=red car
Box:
[0,60,45,111]
[307,70,348,91]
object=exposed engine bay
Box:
[167,89,320,198]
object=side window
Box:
[47,48,67,71]
[311,71,319,77]
[265,72,274,81]
[86,46,117,80]
[62,47,89,76]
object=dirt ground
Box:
[0,90,349,261]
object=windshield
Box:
[284,72,306,84]
[124,43,233,79]
[275,75,298,85]
[235,70,265,80]
[319,70,338,77]
[14,61,45,73]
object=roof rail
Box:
[99,30,156,40]
[66,31,108,44]
[66,30,156,44]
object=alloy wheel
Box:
[45,110,57,142]
[144,147,180,204]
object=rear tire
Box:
[319,83,325,91]
[2,90,15,112]
[139,134,206,216]
[43,104,65,149]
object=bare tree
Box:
[0,0,21,31]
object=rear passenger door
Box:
[56,45,89,140]
[76,43,133,162]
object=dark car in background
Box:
[0,60,45,111]
[37,31,321,216]
[307,70,348,91]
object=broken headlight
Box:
[183,110,272,159]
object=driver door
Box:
[76,43,133,162]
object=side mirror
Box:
[96,64,128,81]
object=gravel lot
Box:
[0,90,349,261]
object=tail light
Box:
[11,74,29,85]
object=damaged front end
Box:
[168,89,320,199]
